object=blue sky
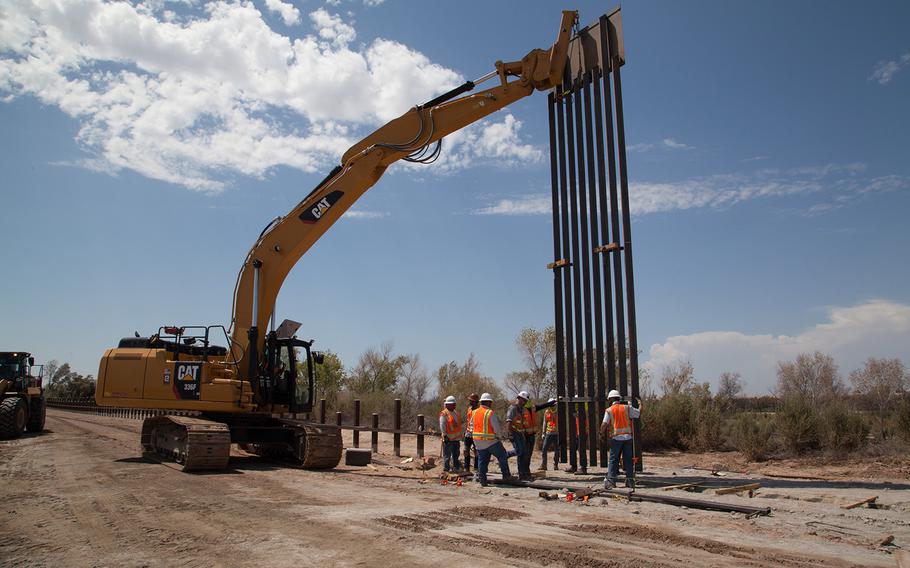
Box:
[1,0,908,394]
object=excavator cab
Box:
[264,332,321,412]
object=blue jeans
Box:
[541,433,559,468]
[442,439,461,471]
[476,441,511,485]
[608,438,634,484]
[510,432,531,477]
[523,433,536,473]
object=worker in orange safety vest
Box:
[439,395,462,472]
[600,390,642,488]
[472,392,516,487]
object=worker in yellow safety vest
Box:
[462,392,480,473]
[472,393,515,487]
[600,390,642,489]
[439,395,462,473]
[540,399,559,471]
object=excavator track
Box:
[293,422,343,469]
[141,415,231,472]
[238,421,342,469]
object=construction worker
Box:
[472,392,514,487]
[540,398,559,471]
[522,396,556,476]
[601,390,642,489]
[462,392,480,473]
[506,391,531,480]
[439,395,462,472]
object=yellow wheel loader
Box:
[95,11,579,472]
[0,352,46,438]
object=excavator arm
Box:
[230,11,577,385]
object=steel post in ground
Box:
[319,398,326,424]
[354,399,361,448]
[336,411,342,427]
[394,399,401,457]
[416,414,424,458]
[371,413,379,454]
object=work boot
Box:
[625,477,635,489]
[501,474,518,483]
[603,477,615,489]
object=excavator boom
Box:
[231,11,578,383]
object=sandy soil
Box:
[1,409,907,567]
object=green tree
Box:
[436,354,502,407]
[346,341,407,395]
[304,350,345,407]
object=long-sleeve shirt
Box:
[439,409,461,441]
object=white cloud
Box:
[343,209,388,219]
[363,0,386,6]
[628,137,694,152]
[0,1,471,190]
[415,112,543,175]
[474,194,550,216]
[870,53,910,85]
[264,0,300,26]
[473,162,908,217]
[644,300,910,395]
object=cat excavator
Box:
[95,10,579,471]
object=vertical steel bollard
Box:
[416,414,424,459]
[335,411,342,427]
[353,400,361,449]
[371,413,379,454]
[393,399,401,458]
[319,398,326,424]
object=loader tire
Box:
[0,397,28,439]
[27,395,46,433]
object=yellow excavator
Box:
[95,10,578,471]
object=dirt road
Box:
[1,409,905,567]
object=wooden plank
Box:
[715,483,761,495]
[842,496,877,510]
[661,482,701,491]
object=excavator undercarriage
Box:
[140,414,342,471]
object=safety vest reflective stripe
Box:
[610,404,632,436]
[440,409,461,437]
[544,410,558,433]
[472,407,496,440]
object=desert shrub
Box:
[818,403,869,451]
[729,413,774,461]
[893,398,910,442]
[642,394,694,450]
[777,396,820,454]
[685,401,724,451]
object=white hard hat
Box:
[518,391,530,400]
[608,389,621,399]
[480,392,493,402]
[548,398,557,404]
[444,395,456,404]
